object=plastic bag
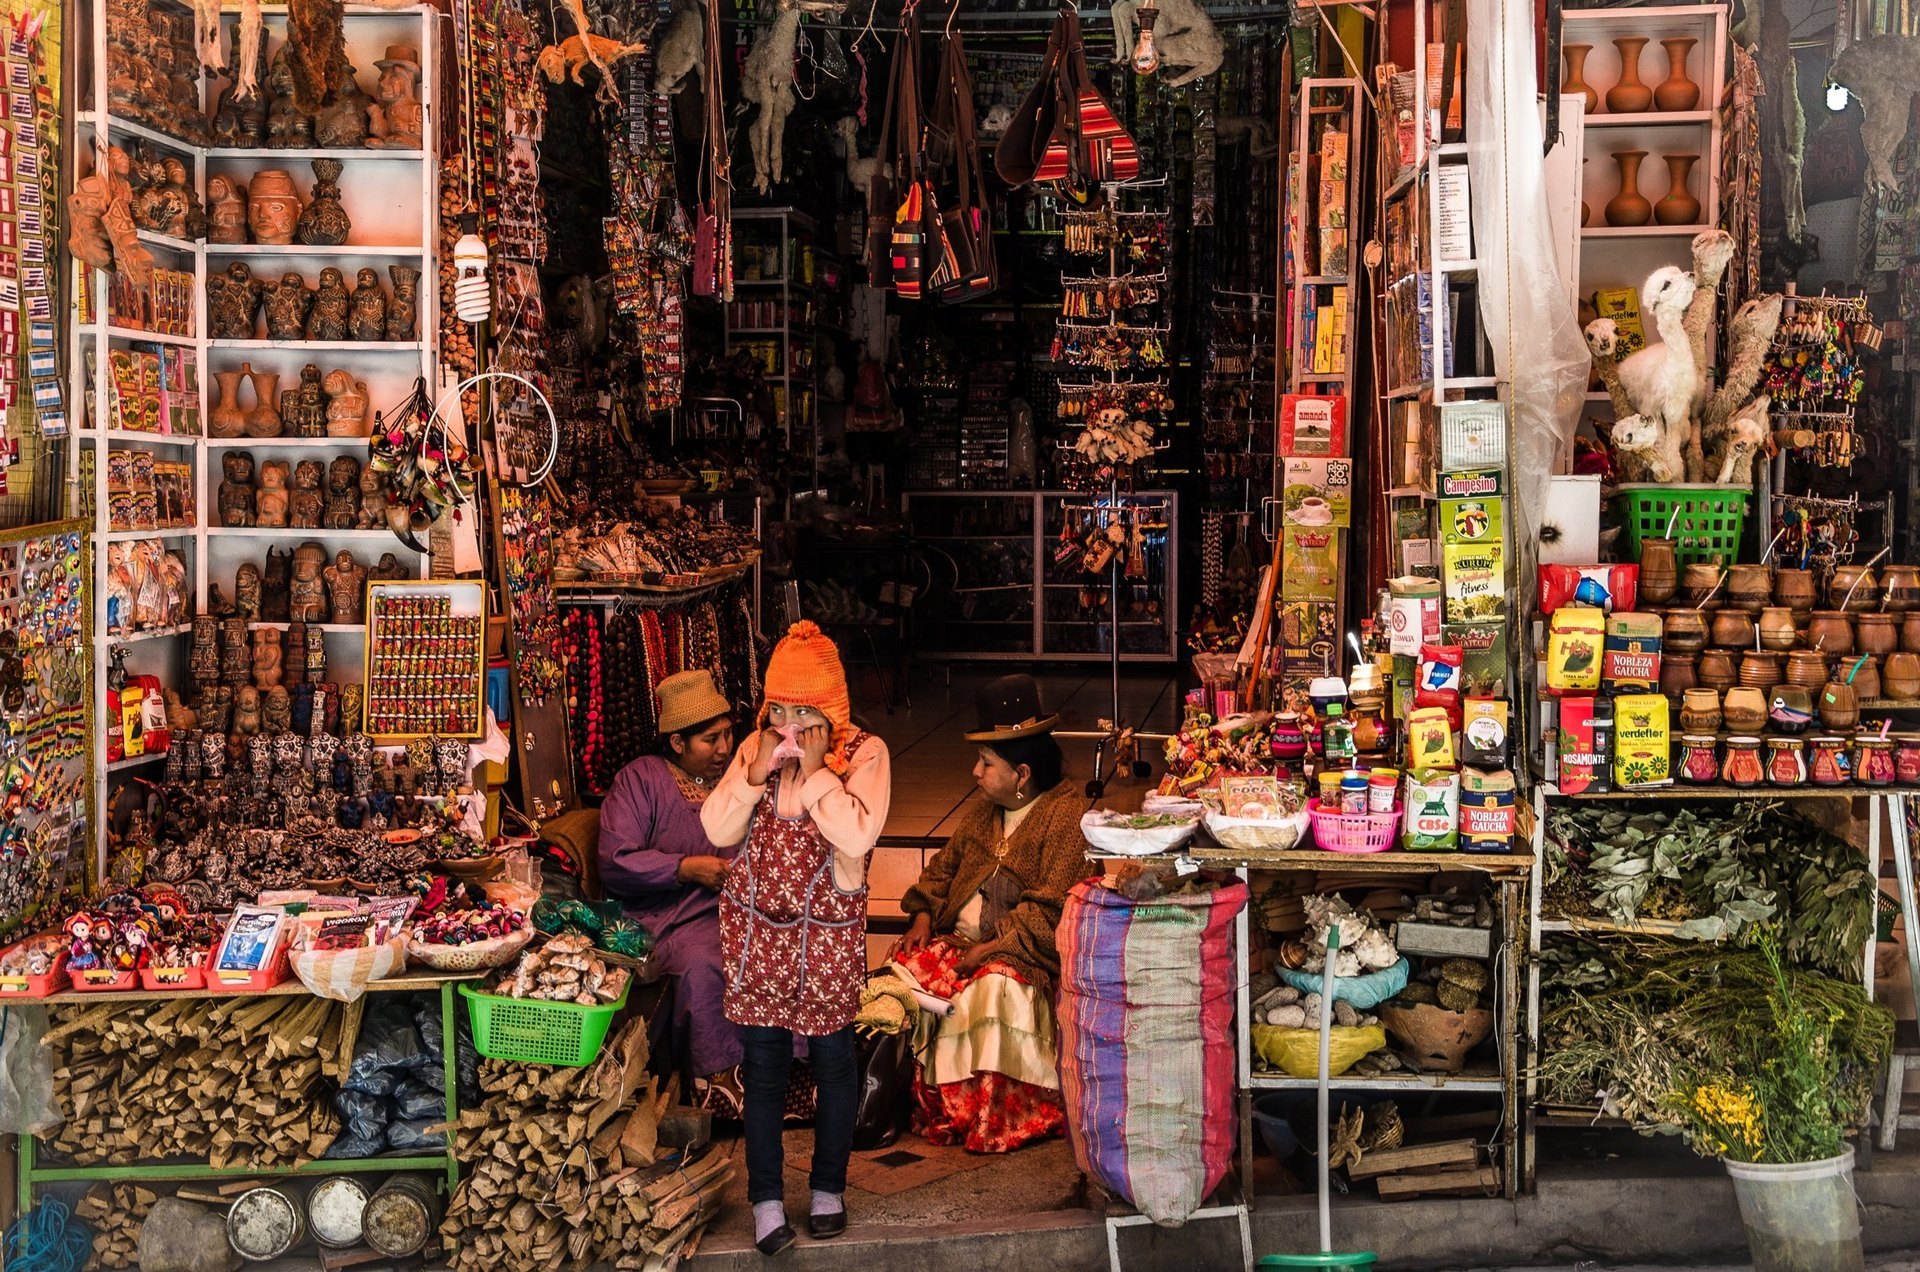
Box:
[1277,957,1411,1009]
[386,1117,446,1151]
[290,938,405,1003]
[394,1078,443,1121]
[1250,1023,1387,1079]
[326,1088,391,1159]
[850,1029,913,1152]
[0,1006,60,1136]
[343,999,425,1095]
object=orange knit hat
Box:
[762,620,851,730]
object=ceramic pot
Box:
[210,368,247,439]
[1377,1002,1494,1075]
[1710,609,1755,650]
[1725,563,1772,612]
[1680,562,1724,607]
[1678,688,1722,733]
[1758,607,1799,652]
[1564,44,1599,112]
[1654,153,1701,226]
[1819,680,1860,731]
[1606,36,1653,113]
[1845,654,1882,701]
[1738,650,1782,692]
[1663,609,1710,655]
[1638,537,1680,605]
[1882,564,1920,612]
[1605,149,1653,227]
[246,168,302,245]
[1856,611,1900,658]
[1696,648,1738,693]
[1785,649,1831,691]
[1723,687,1769,734]
[1806,610,1855,657]
[244,367,281,437]
[1902,611,1920,653]
[1773,567,1819,615]
[294,157,352,247]
[1886,652,1920,700]
[1829,564,1881,612]
[1661,652,1698,702]
[1654,36,1701,110]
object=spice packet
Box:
[1459,768,1516,851]
[1402,769,1461,850]
[1462,697,1509,767]
[1538,563,1639,616]
[1612,693,1672,788]
[1555,697,1607,795]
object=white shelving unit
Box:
[73,1,439,877]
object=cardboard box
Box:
[1279,394,1349,458]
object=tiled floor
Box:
[850,664,1185,841]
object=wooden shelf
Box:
[205,146,426,161]
[100,326,195,347]
[208,339,424,352]
[205,436,370,448]
[205,527,414,541]
[1581,224,1712,238]
[109,623,195,643]
[1250,1066,1504,1092]
[205,243,424,257]
[95,528,192,543]
[1583,110,1715,128]
[82,430,200,448]
[135,228,198,252]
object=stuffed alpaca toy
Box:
[654,0,707,95]
[1828,34,1920,190]
[1614,266,1698,471]
[1704,293,1785,432]
[1679,230,1734,474]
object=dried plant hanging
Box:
[287,0,349,113]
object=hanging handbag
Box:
[870,6,944,298]
[928,28,997,303]
[994,13,1067,185]
[691,0,731,298]
[1049,9,1139,186]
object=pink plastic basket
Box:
[1307,799,1402,855]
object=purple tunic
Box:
[598,755,742,1074]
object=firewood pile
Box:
[440,1019,733,1271]
[44,996,356,1170]
[73,1182,156,1269]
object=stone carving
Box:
[218,451,256,527]
[290,458,324,528]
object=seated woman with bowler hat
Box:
[889,674,1091,1153]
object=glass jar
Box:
[1896,733,1920,785]
[1765,737,1806,787]
[1808,735,1851,785]
[1721,736,1765,788]
[1677,734,1720,784]
[1856,735,1897,786]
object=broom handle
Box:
[1318,923,1338,1255]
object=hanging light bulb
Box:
[452,212,491,324]
[1132,3,1161,76]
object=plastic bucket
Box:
[1723,1152,1865,1272]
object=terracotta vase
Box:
[1819,680,1860,731]
[1606,37,1654,113]
[1829,564,1881,612]
[1638,537,1680,605]
[1738,650,1783,692]
[1785,649,1832,691]
[210,368,248,439]
[1605,149,1653,227]
[1885,652,1920,700]
[1806,610,1856,657]
[1654,153,1701,226]
[1710,609,1755,650]
[1564,43,1599,112]
[1774,567,1819,615]
[1663,609,1710,655]
[1661,652,1699,702]
[1758,607,1799,652]
[1881,564,1920,612]
[1678,688,1722,733]
[246,168,302,246]
[1696,648,1738,693]
[1902,611,1920,653]
[1856,611,1900,658]
[1725,563,1773,612]
[244,367,282,437]
[1654,37,1701,111]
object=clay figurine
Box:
[263,687,293,736]
[246,168,303,246]
[324,369,370,438]
[367,551,409,582]
[387,264,420,341]
[262,547,293,623]
[232,685,262,738]
[209,41,270,147]
[265,47,315,148]
[280,364,327,438]
[206,175,249,245]
[313,66,374,148]
[264,272,312,340]
[348,267,388,341]
[70,146,154,282]
[289,542,329,622]
[218,451,257,527]
[233,562,262,618]
[165,158,206,241]
[356,465,389,530]
[341,683,365,734]
[296,159,352,246]
[368,46,425,149]
[66,164,114,275]
[252,626,284,689]
[290,459,325,528]
[325,551,368,625]
[207,261,263,339]
[324,456,361,528]
[255,460,291,528]
[307,267,350,341]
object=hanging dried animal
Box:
[833,115,881,198]
[741,0,845,193]
[652,0,707,94]
[1827,34,1920,192]
[287,0,349,113]
[537,32,649,103]
[1109,0,1222,88]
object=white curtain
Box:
[1464,0,1588,581]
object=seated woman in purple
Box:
[597,669,743,1114]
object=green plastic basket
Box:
[1612,483,1751,566]
[460,980,629,1067]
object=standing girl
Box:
[701,621,891,1256]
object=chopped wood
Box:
[1375,1164,1502,1200]
[72,1182,155,1269]
[1347,1138,1481,1180]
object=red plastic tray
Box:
[207,945,292,993]
[69,965,139,992]
[0,949,68,998]
[140,948,212,991]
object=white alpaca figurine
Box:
[742,0,843,193]
[833,116,881,199]
[1110,0,1223,88]
[653,0,706,95]
[1614,266,1698,469]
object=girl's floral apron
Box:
[719,734,870,1035]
